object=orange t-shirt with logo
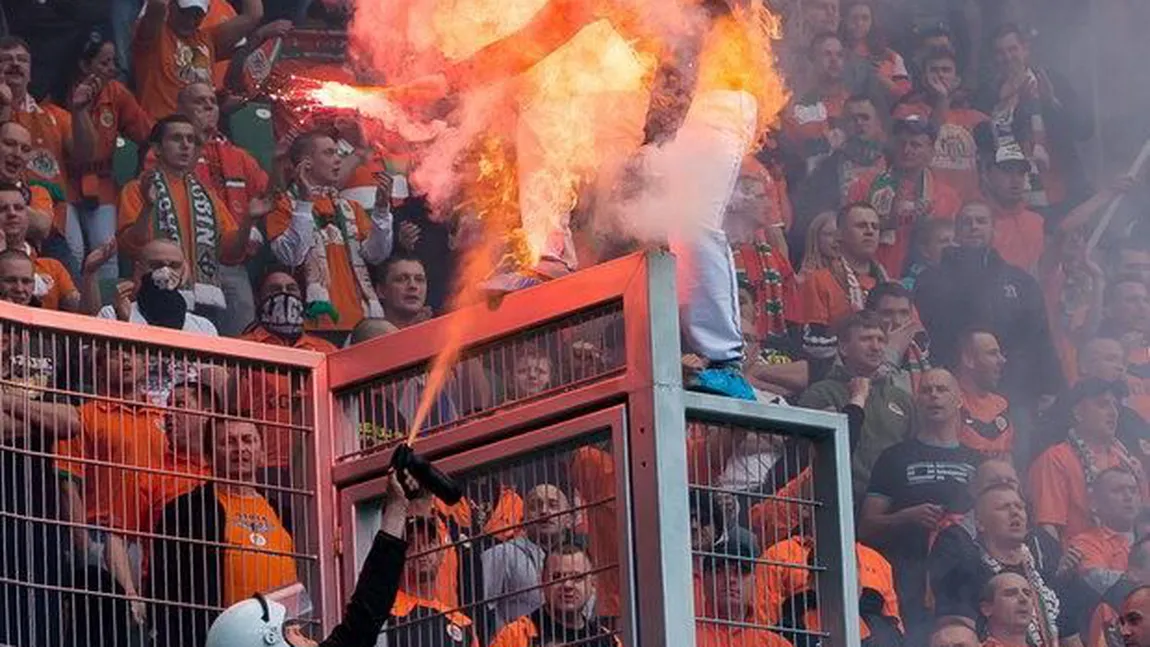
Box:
[1029,441,1147,544]
[991,201,1045,275]
[1067,525,1131,576]
[68,401,169,531]
[959,389,1015,456]
[217,489,298,605]
[202,0,237,87]
[80,80,154,205]
[14,100,72,231]
[117,169,242,263]
[134,22,217,119]
[265,194,375,332]
[695,623,793,647]
[798,265,877,326]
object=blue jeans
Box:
[76,203,120,282]
[110,0,143,75]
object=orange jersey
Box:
[13,98,70,199]
[570,445,620,618]
[70,401,168,531]
[847,168,961,277]
[78,80,153,204]
[117,169,242,263]
[265,194,375,332]
[30,253,77,311]
[991,201,1045,274]
[133,22,217,119]
[755,538,901,640]
[217,488,298,605]
[1067,525,1132,576]
[797,264,878,326]
[695,622,793,647]
[959,388,1015,456]
[1029,441,1147,543]
[202,0,237,87]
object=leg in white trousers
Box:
[657,90,758,364]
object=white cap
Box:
[994,143,1030,170]
[175,0,210,12]
[205,597,292,647]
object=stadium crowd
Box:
[2,0,1150,644]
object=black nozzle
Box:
[391,444,463,505]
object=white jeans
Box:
[651,90,758,364]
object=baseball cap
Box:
[993,143,1031,172]
[175,0,210,12]
[892,115,938,140]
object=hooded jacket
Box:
[915,246,1064,407]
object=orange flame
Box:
[317,0,791,446]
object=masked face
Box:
[259,292,305,341]
[137,267,187,329]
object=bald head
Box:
[1121,586,1150,647]
[525,483,572,544]
[349,318,399,345]
[916,368,962,430]
[1080,337,1127,383]
[177,82,219,134]
[929,621,979,647]
[136,239,185,281]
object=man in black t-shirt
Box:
[859,368,980,629]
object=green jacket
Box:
[798,365,914,497]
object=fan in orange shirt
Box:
[266,130,395,338]
[955,330,1016,457]
[695,534,792,647]
[1029,379,1147,546]
[0,122,57,240]
[118,115,260,315]
[131,0,265,120]
[982,144,1045,275]
[798,203,885,359]
[891,47,989,202]
[979,572,1047,647]
[1067,467,1141,592]
[780,33,850,175]
[846,116,961,277]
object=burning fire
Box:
[296,0,789,444]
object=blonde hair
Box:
[800,211,839,276]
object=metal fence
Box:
[345,429,623,647]
[0,307,329,647]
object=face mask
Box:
[137,268,188,329]
[259,293,305,341]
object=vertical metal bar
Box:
[624,251,695,647]
[811,413,861,647]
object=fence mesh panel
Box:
[686,419,831,647]
[352,431,623,647]
[0,321,321,647]
[337,303,626,459]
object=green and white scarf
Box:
[865,169,934,247]
[150,171,226,309]
[291,186,383,324]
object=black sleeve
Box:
[150,486,222,647]
[929,528,982,619]
[865,446,899,499]
[1023,275,1066,397]
[320,531,408,647]
[1044,70,1094,143]
[844,403,865,454]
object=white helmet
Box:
[205,595,292,647]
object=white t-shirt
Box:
[96,303,218,336]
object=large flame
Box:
[301,0,789,443]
